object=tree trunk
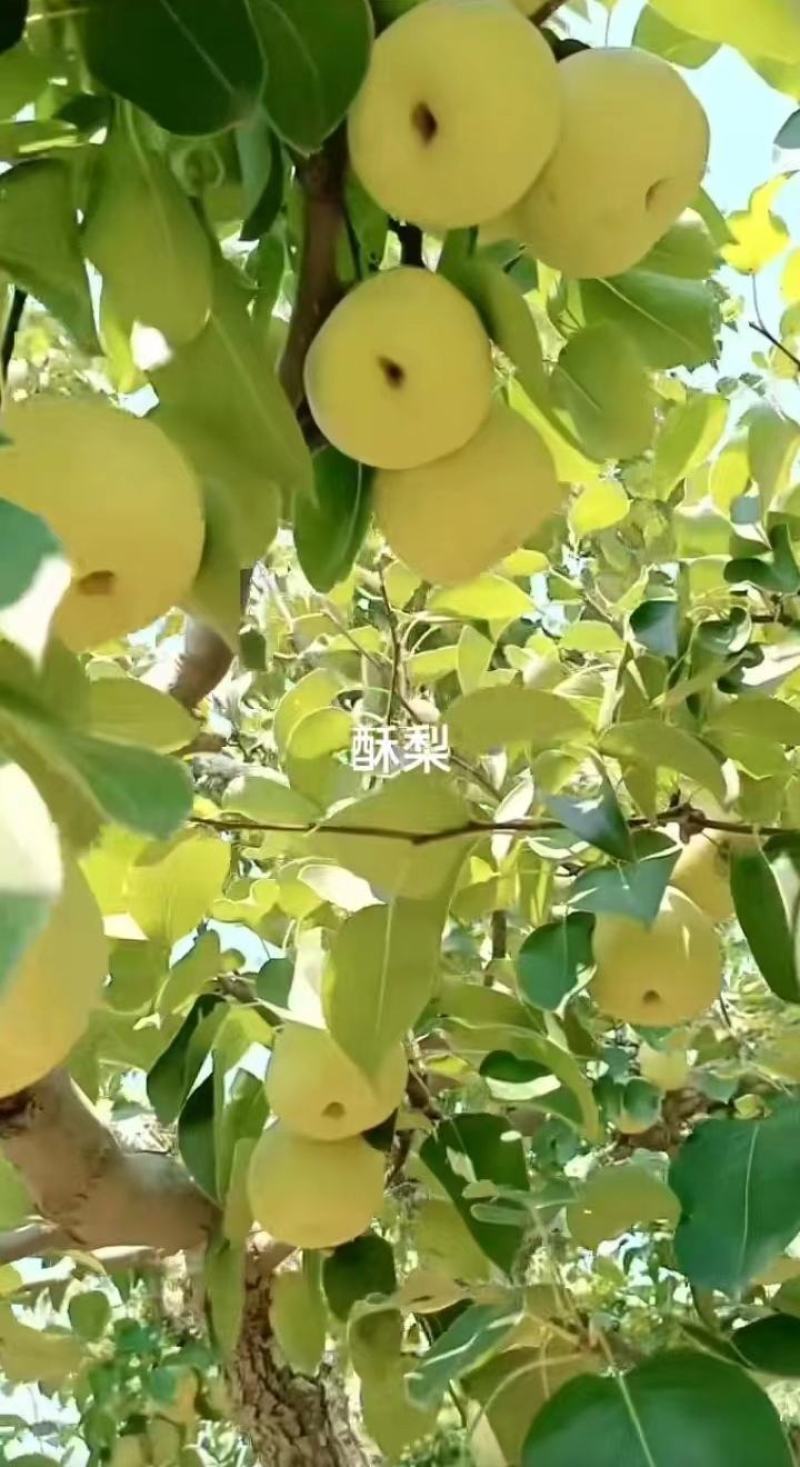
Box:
[232,1251,372,1467]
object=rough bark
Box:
[232,1250,371,1467]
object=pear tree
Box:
[4,2,800,1465]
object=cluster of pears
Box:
[247,1023,407,1250]
[0,396,204,650]
[590,836,730,1030]
[305,266,561,584]
[0,854,108,1097]
[348,0,710,279]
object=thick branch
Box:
[0,1221,67,1264]
[0,1070,216,1256]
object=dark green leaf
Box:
[407,1299,522,1410]
[733,1315,800,1376]
[250,0,373,151]
[324,1234,397,1321]
[630,600,680,659]
[576,270,718,370]
[239,126,284,242]
[731,840,800,1003]
[68,1293,112,1343]
[79,0,262,135]
[0,499,62,612]
[516,913,595,1011]
[522,1350,791,1467]
[295,449,373,593]
[670,1104,800,1294]
[178,1073,217,1199]
[0,3,26,54]
[42,729,193,841]
[726,524,800,594]
[776,110,800,149]
[420,1115,528,1275]
[147,996,224,1124]
[544,775,634,861]
[568,830,679,924]
[255,956,294,1010]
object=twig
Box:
[0,1221,68,1265]
[190,805,796,846]
[389,220,424,267]
[379,568,403,720]
[0,286,26,399]
[750,319,800,375]
[532,0,570,26]
[491,909,508,960]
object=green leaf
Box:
[79,0,263,134]
[650,393,727,497]
[709,696,800,746]
[0,500,69,667]
[777,110,800,148]
[569,481,630,539]
[0,1155,31,1228]
[522,1350,792,1466]
[428,574,531,621]
[407,1299,522,1410]
[86,678,196,753]
[440,256,549,404]
[569,830,679,925]
[324,1234,397,1321]
[552,324,655,460]
[639,215,720,279]
[601,720,726,804]
[576,270,718,370]
[0,4,27,55]
[630,600,680,659]
[325,894,445,1074]
[312,771,473,900]
[185,481,242,651]
[295,449,372,593]
[731,839,800,1003]
[153,260,313,563]
[147,996,224,1124]
[544,775,634,861]
[223,768,319,825]
[270,1266,327,1375]
[448,686,590,756]
[83,116,213,346]
[128,831,230,945]
[178,1072,217,1197]
[649,0,800,62]
[567,1163,680,1249]
[420,1114,528,1274]
[516,913,595,1011]
[38,727,193,840]
[733,1316,800,1375]
[633,5,719,66]
[0,161,96,350]
[68,1292,111,1342]
[205,1238,245,1358]
[671,1103,800,1294]
[250,0,373,151]
[726,523,800,594]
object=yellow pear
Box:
[670,832,733,923]
[0,397,204,650]
[266,1024,407,1141]
[591,886,721,1028]
[515,47,709,279]
[248,1124,385,1249]
[347,0,561,230]
[638,1041,691,1092]
[146,1420,183,1467]
[304,268,493,469]
[374,400,561,584]
[0,858,108,1097]
[110,1438,148,1467]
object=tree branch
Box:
[0,1071,216,1257]
[0,1221,68,1265]
[750,319,800,374]
[169,133,347,712]
[533,0,569,26]
[0,286,26,392]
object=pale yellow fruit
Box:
[638,1041,691,1093]
[0,858,108,1097]
[304,268,493,469]
[0,397,204,650]
[248,1124,385,1249]
[515,47,709,278]
[266,1024,407,1141]
[147,1420,183,1466]
[110,1437,148,1467]
[591,886,721,1028]
[617,1110,657,1136]
[347,0,561,231]
[670,832,733,924]
[374,401,561,585]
